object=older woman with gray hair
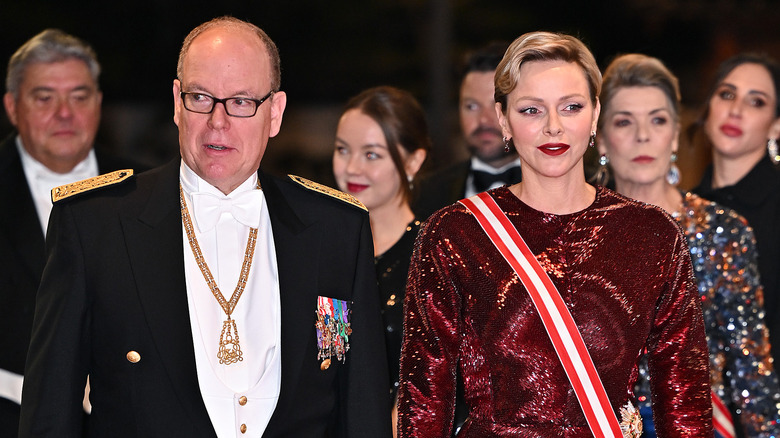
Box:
[596,52,780,438]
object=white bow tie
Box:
[36,166,93,187]
[190,189,264,232]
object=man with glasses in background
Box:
[20,17,390,438]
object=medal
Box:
[316,296,352,366]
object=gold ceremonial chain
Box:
[179,184,260,365]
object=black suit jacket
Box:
[0,133,144,438]
[413,160,470,220]
[19,159,391,437]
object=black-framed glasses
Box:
[179,90,275,118]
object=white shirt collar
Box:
[16,136,98,233]
[470,156,523,174]
[179,159,258,197]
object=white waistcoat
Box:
[180,163,281,438]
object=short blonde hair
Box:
[495,32,601,113]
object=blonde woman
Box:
[397,33,711,437]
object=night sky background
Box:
[2,0,779,188]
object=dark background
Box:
[2,0,779,188]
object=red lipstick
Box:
[720,124,743,137]
[347,182,368,193]
[537,143,570,156]
[632,155,654,164]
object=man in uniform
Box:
[20,17,390,437]
[0,29,141,437]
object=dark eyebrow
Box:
[610,107,669,117]
[334,138,388,150]
[648,108,670,115]
[720,82,773,99]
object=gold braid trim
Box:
[51,169,134,203]
[288,175,366,211]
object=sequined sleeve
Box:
[636,195,780,437]
[397,212,462,438]
[688,197,780,436]
[715,214,780,436]
[644,221,713,436]
[398,188,713,437]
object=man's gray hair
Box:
[6,29,100,97]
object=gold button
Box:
[126,351,141,363]
[240,424,247,434]
[320,358,331,370]
[238,396,247,406]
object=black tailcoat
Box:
[0,134,143,438]
[413,160,470,220]
[19,159,391,437]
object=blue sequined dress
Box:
[635,192,780,437]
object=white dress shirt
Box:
[0,138,98,406]
[180,162,281,437]
[16,136,98,233]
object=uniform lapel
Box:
[120,160,215,432]
[260,172,322,421]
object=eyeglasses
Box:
[179,90,275,118]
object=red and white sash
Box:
[460,192,625,437]
[712,390,735,438]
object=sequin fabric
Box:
[635,192,780,437]
[397,186,712,437]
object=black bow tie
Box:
[472,167,522,192]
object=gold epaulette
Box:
[288,175,366,211]
[51,169,134,203]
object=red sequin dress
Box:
[397,186,712,437]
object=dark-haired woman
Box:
[692,53,780,370]
[332,86,429,436]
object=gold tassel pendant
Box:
[217,317,244,365]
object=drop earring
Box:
[503,136,511,153]
[768,138,780,165]
[588,131,596,148]
[666,152,680,186]
[591,153,609,186]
